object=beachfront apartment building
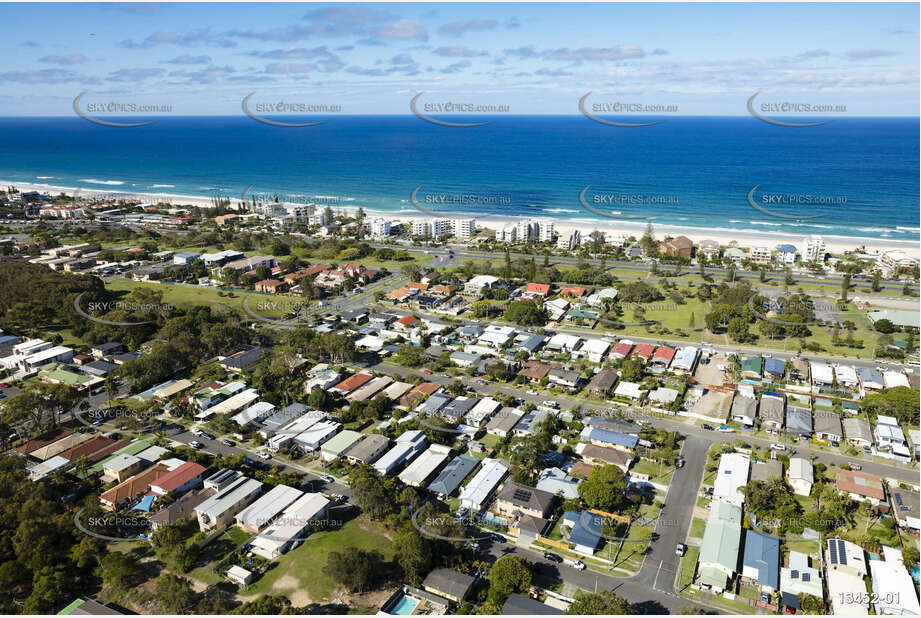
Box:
[369,217,392,238]
[876,249,918,278]
[749,247,772,264]
[557,229,580,250]
[452,218,476,239]
[802,235,826,264]
[539,220,554,242]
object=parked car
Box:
[189,440,204,449]
[675,457,685,469]
[491,533,506,543]
[564,559,586,570]
[221,439,235,447]
[542,400,559,408]
[701,424,714,431]
[258,451,271,460]
[770,443,786,451]
[543,552,563,563]
[717,425,734,433]
[422,369,433,375]
[0,382,10,388]
[526,389,538,395]
[321,474,335,483]
[848,463,862,471]
[675,543,687,557]
[200,432,215,440]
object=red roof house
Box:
[652,346,676,366]
[610,342,634,359]
[632,344,656,362]
[526,282,551,297]
[330,373,373,394]
[150,462,207,496]
[394,315,419,328]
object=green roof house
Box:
[697,501,742,592]
[740,356,763,378]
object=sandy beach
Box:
[5,179,919,258]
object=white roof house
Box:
[543,298,570,321]
[203,388,260,417]
[870,559,921,615]
[787,458,814,496]
[546,332,581,352]
[374,430,428,475]
[826,569,868,616]
[810,362,834,386]
[713,453,750,508]
[232,401,276,427]
[459,458,508,511]
[293,421,340,451]
[875,415,907,449]
[28,455,71,481]
[398,444,452,487]
[614,381,644,400]
[671,346,699,373]
[465,397,501,427]
[883,370,910,389]
[579,338,610,363]
[235,484,304,532]
[780,551,822,599]
[250,492,330,559]
[834,365,858,388]
[649,387,680,405]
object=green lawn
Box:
[242,515,394,602]
[478,433,504,450]
[107,278,292,318]
[785,539,820,556]
[189,526,255,586]
[678,546,699,590]
[688,517,706,539]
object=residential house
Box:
[836,469,885,505]
[842,418,873,449]
[780,551,822,606]
[659,235,693,258]
[422,569,475,605]
[427,454,479,498]
[763,357,785,380]
[342,434,390,465]
[697,501,743,592]
[374,430,428,476]
[671,346,699,374]
[787,458,814,496]
[548,367,581,389]
[399,444,453,487]
[651,346,676,368]
[562,510,602,556]
[713,452,750,508]
[750,460,782,482]
[740,356,763,378]
[518,361,552,383]
[536,467,581,500]
[731,396,758,427]
[486,407,524,437]
[759,394,785,432]
[741,530,780,593]
[235,484,304,533]
[459,458,508,511]
[195,476,264,531]
[785,406,812,436]
[613,380,644,400]
[874,415,907,452]
[586,369,618,396]
[814,411,843,444]
[495,482,556,519]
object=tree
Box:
[862,386,920,426]
[619,357,645,382]
[577,464,627,512]
[23,567,73,614]
[873,318,896,334]
[348,465,398,520]
[327,549,384,593]
[784,268,795,285]
[639,222,656,256]
[503,301,547,326]
[230,595,293,615]
[402,263,422,282]
[840,273,850,302]
[487,555,532,605]
[688,312,696,329]
[307,387,333,411]
[566,590,638,615]
[871,269,882,292]
[394,530,432,585]
[798,593,827,614]
[154,574,198,614]
[727,316,751,343]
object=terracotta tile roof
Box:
[632,344,655,360]
[560,286,586,297]
[100,463,172,508]
[526,282,551,296]
[836,469,884,500]
[331,373,373,393]
[15,427,74,455]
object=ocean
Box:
[0,115,917,241]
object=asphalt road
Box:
[371,362,918,485]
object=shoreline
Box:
[4,179,919,258]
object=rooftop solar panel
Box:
[512,488,532,502]
[895,494,904,506]
[791,570,799,579]
[801,573,810,582]
[837,539,847,565]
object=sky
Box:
[0,2,918,116]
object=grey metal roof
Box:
[422,568,475,601]
[785,407,812,433]
[427,455,479,496]
[502,594,562,615]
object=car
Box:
[0,382,9,388]
[717,425,734,433]
[701,424,714,431]
[862,445,872,453]
[221,439,235,447]
[565,559,586,570]
[440,374,450,378]
[543,552,563,563]
[848,463,862,471]
[542,400,559,408]
[189,440,204,449]
[321,474,335,483]
[422,369,433,375]
[675,457,685,469]
[526,389,538,395]
[770,443,786,451]
[258,451,271,460]
[491,533,506,543]
[200,432,215,440]
[675,543,687,557]
[464,541,481,551]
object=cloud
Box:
[301,6,394,36]
[797,49,830,59]
[432,45,488,58]
[0,68,97,84]
[375,19,427,41]
[162,54,213,65]
[437,19,497,37]
[121,29,235,49]
[265,63,319,75]
[167,65,236,83]
[440,60,471,74]
[845,49,898,60]
[345,65,387,76]
[21,41,41,48]
[355,37,387,47]
[503,45,647,62]
[105,67,166,82]
[505,17,520,29]
[38,54,88,65]
[651,48,668,56]
[535,67,573,77]
[223,25,313,43]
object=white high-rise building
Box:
[802,235,826,264]
[370,218,392,238]
[412,220,430,237]
[452,218,476,239]
[500,225,517,243]
[515,219,537,241]
[539,220,555,242]
[307,207,330,227]
[431,219,451,237]
[557,229,581,250]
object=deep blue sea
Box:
[0,115,917,241]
